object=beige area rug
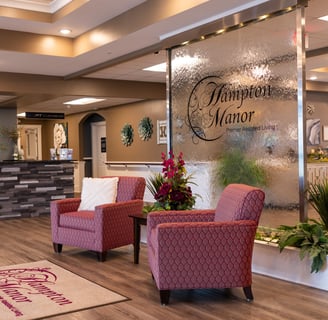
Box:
[0,260,128,320]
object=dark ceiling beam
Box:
[306,47,328,58]
[0,72,166,100]
[306,80,328,92]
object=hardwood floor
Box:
[1,215,327,320]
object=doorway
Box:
[80,113,106,177]
[20,125,42,160]
[92,121,107,177]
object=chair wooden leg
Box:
[53,243,62,253]
[97,251,107,262]
[243,286,254,301]
[160,290,170,305]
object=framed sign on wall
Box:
[323,125,328,141]
[157,120,167,144]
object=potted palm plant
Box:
[307,180,328,229]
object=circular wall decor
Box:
[121,123,134,146]
[138,117,153,141]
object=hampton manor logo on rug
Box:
[0,260,127,320]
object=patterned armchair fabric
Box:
[51,176,145,261]
[147,184,265,305]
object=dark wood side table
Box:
[128,213,147,264]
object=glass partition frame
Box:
[166,0,308,222]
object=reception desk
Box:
[0,160,74,219]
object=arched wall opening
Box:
[79,113,105,177]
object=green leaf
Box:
[146,173,164,197]
[311,256,324,273]
[307,180,328,230]
[277,220,328,273]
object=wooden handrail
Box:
[105,161,162,168]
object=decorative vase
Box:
[12,143,19,160]
[56,148,61,160]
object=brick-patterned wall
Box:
[0,161,74,219]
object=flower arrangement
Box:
[144,151,196,212]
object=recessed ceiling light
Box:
[318,15,328,22]
[63,98,106,105]
[143,62,166,72]
[60,28,72,35]
[309,76,318,80]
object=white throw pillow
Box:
[78,177,119,211]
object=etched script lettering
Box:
[0,266,73,317]
[187,76,271,141]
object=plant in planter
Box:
[278,221,328,273]
[216,148,267,187]
[0,126,21,159]
[0,126,19,143]
[277,179,328,273]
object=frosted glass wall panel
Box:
[170,10,299,207]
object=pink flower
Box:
[153,151,196,210]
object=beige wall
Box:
[20,99,166,162]
[103,100,166,162]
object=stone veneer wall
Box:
[0,160,74,219]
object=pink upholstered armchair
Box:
[51,176,145,261]
[147,183,265,305]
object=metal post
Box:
[296,2,307,221]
